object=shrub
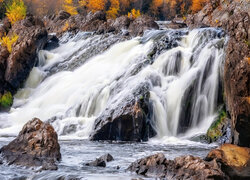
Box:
[128,9,140,19]
[0,91,13,108]
[0,33,19,53]
[63,0,77,15]
[5,0,26,24]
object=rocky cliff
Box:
[187,0,250,147]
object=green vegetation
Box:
[0,91,13,109]
[206,109,227,142]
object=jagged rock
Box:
[206,144,250,179]
[0,14,47,95]
[56,10,71,21]
[128,15,159,36]
[187,0,250,147]
[85,153,114,167]
[90,83,156,141]
[0,118,61,170]
[128,153,227,179]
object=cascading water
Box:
[0,27,228,179]
[0,28,227,140]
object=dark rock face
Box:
[0,118,61,170]
[0,15,47,96]
[128,153,227,179]
[90,85,156,142]
[85,153,114,167]
[187,0,250,147]
[206,144,250,179]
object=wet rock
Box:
[128,153,166,177]
[206,144,250,179]
[90,83,156,142]
[128,153,227,179]
[44,34,59,50]
[85,153,114,167]
[187,0,250,147]
[206,108,231,143]
[128,15,159,36]
[0,118,61,169]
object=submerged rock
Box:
[0,118,61,170]
[85,153,114,167]
[206,144,250,179]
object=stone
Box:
[85,153,114,167]
[90,83,156,142]
[0,118,61,170]
[206,144,250,179]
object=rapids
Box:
[0,26,227,179]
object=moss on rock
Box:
[206,109,227,143]
[0,91,13,109]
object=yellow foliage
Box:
[5,0,26,24]
[63,0,78,15]
[128,9,141,19]
[62,21,70,32]
[87,0,106,12]
[79,0,87,7]
[0,33,19,53]
[106,0,120,19]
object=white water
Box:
[0,28,227,142]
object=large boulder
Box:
[0,118,61,170]
[128,15,159,36]
[90,83,156,142]
[206,144,250,179]
[187,0,250,147]
[128,153,227,179]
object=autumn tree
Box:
[191,0,206,13]
[106,0,120,19]
[63,0,78,15]
[87,0,107,12]
[5,0,26,24]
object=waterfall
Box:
[0,28,227,141]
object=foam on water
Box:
[0,28,227,144]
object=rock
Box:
[90,83,156,141]
[128,15,159,36]
[44,34,59,51]
[187,0,250,147]
[128,153,227,179]
[112,16,131,30]
[206,108,231,143]
[0,118,61,169]
[56,10,71,21]
[0,14,47,99]
[206,144,250,179]
[127,153,166,177]
[85,153,114,167]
